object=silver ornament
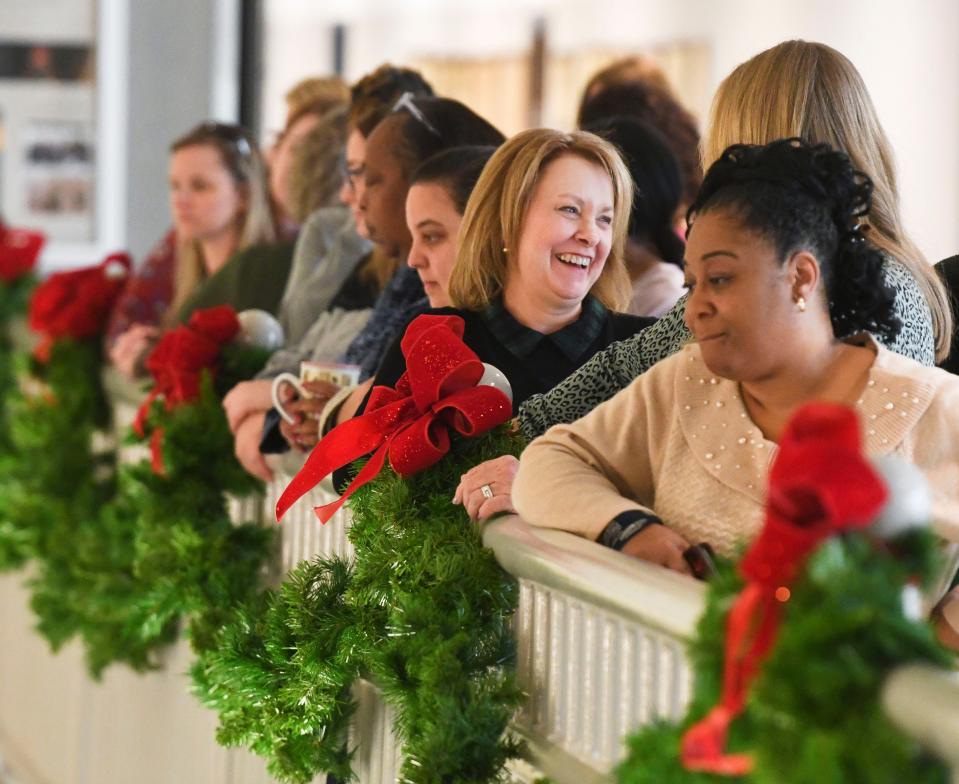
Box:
[236,309,285,351]
[478,363,513,402]
[869,455,931,539]
[900,584,923,621]
[104,260,129,279]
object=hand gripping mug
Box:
[270,360,361,424]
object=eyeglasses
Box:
[339,155,365,189]
[391,92,441,139]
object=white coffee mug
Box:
[271,372,311,425]
[271,361,362,424]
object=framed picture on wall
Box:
[0,0,127,271]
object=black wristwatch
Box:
[599,510,663,551]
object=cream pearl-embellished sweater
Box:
[513,337,959,559]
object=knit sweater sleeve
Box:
[876,259,936,366]
[517,296,691,438]
[279,208,369,345]
[513,359,674,541]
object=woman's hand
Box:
[453,455,520,521]
[109,324,159,379]
[234,410,273,482]
[620,524,693,575]
[223,379,273,434]
[278,380,340,452]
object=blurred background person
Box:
[588,117,686,318]
[106,121,275,379]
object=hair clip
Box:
[844,224,867,246]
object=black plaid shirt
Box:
[479,295,608,363]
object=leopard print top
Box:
[518,259,935,439]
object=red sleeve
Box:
[104,230,178,347]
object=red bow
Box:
[28,252,131,360]
[276,314,512,524]
[680,403,888,776]
[134,305,240,473]
[0,223,44,282]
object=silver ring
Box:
[480,484,494,500]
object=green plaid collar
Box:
[479,296,608,362]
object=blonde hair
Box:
[704,40,952,360]
[448,128,632,312]
[168,123,276,321]
[287,105,349,223]
[284,76,349,126]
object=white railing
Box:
[273,477,705,784]
[484,517,704,780]
[1,374,956,783]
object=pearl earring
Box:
[795,296,807,313]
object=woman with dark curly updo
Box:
[518,41,953,446]
[514,140,959,625]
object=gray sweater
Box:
[258,207,372,380]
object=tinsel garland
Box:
[193,426,526,784]
[616,531,952,784]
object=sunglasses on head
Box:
[198,121,254,158]
[391,92,442,139]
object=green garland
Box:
[191,556,360,783]
[127,352,275,655]
[0,275,37,564]
[0,275,35,451]
[0,337,140,675]
[194,426,526,784]
[348,427,526,782]
[67,341,277,673]
[3,291,952,781]
[0,315,277,675]
[616,531,952,784]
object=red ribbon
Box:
[275,314,512,524]
[0,222,44,282]
[134,305,240,473]
[680,402,888,776]
[28,252,131,361]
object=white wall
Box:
[124,0,240,261]
[262,0,959,263]
[549,0,959,263]
[0,0,94,41]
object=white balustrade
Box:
[2,371,957,783]
[484,517,704,781]
[271,477,706,784]
[268,470,354,570]
[349,678,404,784]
